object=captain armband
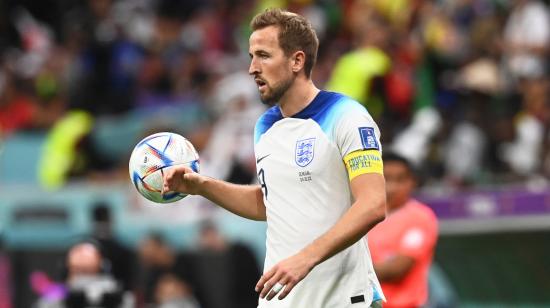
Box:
[344,149,383,181]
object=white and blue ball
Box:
[129,132,199,203]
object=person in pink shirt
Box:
[368,152,438,308]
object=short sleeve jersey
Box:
[254,91,384,308]
[368,199,438,308]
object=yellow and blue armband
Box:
[344,149,383,181]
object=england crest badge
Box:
[295,138,315,167]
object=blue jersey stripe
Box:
[254,105,282,144]
[372,286,383,302]
[254,91,367,144]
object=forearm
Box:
[374,255,415,282]
[302,197,385,267]
[254,199,384,301]
[301,174,386,266]
[199,177,266,221]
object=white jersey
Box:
[254,91,384,308]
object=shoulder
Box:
[323,91,367,115]
[327,93,379,143]
[396,200,439,250]
[254,106,282,144]
[311,91,371,129]
[405,200,438,227]
[256,105,281,126]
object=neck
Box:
[388,199,410,213]
[278,76,319,117]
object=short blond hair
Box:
[250,8,319,78]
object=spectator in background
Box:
[136,233,173,306]
[368,152,438,308]
[502,0,550,81]
[199,71,265,185]
[136,232,194,307]
[34,241,133,308]
[326,10,391,119]
[153,273,199,308]
[0,68,38,135]
[66,0,140,116]
[91,203,135,292]
[191,221,260,308]
[500,77,549,177]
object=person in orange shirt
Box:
[368,152,438,308]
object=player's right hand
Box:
[162,165,203,196]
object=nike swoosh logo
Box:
[256,154,271,164]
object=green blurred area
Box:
[435,231,550,306]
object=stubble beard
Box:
[260,75,295,106]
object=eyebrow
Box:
[251,50,269,57]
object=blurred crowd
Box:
[23,204,261,308]
[0,0,549,190]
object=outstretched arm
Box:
[163,165,266,221]
[256,172,386,300]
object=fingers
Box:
[161,167,175,195]
[255,266,296,301]
[259,272,283,300]
[277,279,296,300]
[266,279,288,301]
[162,165,193,195]
[255,267,275,295]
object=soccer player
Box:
[163,8,386,307]
[368,152,438,308]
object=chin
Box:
[260,97,276,106]
[259,92,276,106]
[259,77,292,106]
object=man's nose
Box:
[249,57,260,75]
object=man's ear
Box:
[291,51,306,73]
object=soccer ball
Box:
[129,132,200,203]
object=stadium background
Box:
[0,0,549,307]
